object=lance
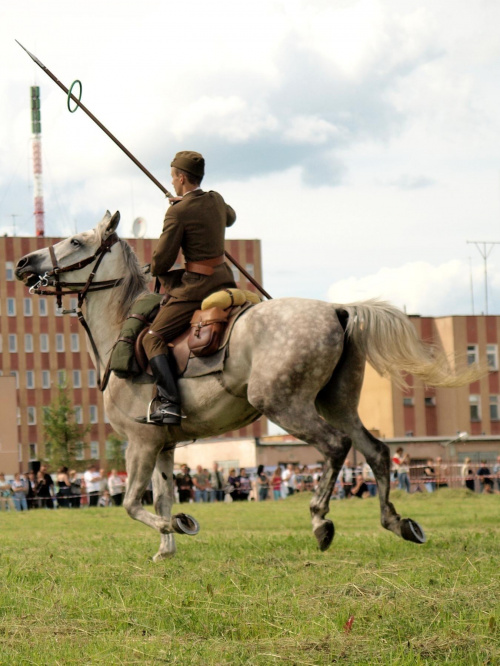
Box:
[16,40,272,300]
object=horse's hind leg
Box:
[152,446,177,561]
[317,339,426,544]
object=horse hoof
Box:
[171,513,200,536]
[314,520,335,552]
[400,518,426,544]
[152,550,176,562]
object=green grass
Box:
[0,490,499,665]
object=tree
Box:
[105,433,127,471]
[43,385,91,470]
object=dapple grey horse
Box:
[15,212,476,561]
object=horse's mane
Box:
[112,238,149,323]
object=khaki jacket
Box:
[152,189,236,302]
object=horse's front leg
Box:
[123,437,177,535]
[152,446,177,561]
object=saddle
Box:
[134,290,258,378]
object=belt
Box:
[185,255,225,276]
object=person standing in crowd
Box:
[256,465,269,502]
[362,461,377,497]
[271,467,282,501]
[0,473,15,511]
[84,464,101,507]
[493,455,500,492]
[435,456,448,489]
[423,458,436,493]
[69,470,81,508]
[210,462,225,502]
[192,465,210,502]
[56,466,71,508]
[398,452,411,493]
[11,473,28,511]
[226,468,239,502]
[341,459,355,498]
[236,468,251,501]
[26,470,38,509]
[477,461,493,493]
[37,464,54,508]
[98,490,112,507]
[282,464,296,497]
[99,468,108,498]
[108,469,125,506]
[461,457,475,492]
[391,447,403,487]
[350,472,369,498]
[175,464,193,504]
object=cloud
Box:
[327,259,500,316]
[387,174,437,189]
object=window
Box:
[72,370,81,388]
[90,441,99,459]
[89,405,98,423]
[245,263,254,277]
[231,266,240,283]
[487,344,498,371]
[42,370,51,389]
[10,371,19,389]
[27,407,37,425]
[467,344,479,365]
[57,370,66,386]
[6,261,14,281]
[54,301,63,316]
[56,334,64,352]
[74,406,83,424]
[75,442,84,461]
[7,298,16,316]
[70,298,78,317]
[40,334,49,352]
[26,371,35,389]
[8,334,17,353]
[28,443,37,461]
[425,396,436,407]
[88,369,97,388]
[23,299,33,316]
[39,299,48,316]
[489,395,499,421]
[25,334,34,353]
[403,397,414,407]
[469,395,481,422]
[70,334,80,352]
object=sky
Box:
[2,0,500,316]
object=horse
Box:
[15,211,477,561]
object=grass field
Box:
[0,489,499,665]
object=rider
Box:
[143,151,237,425]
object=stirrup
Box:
[148,398,185,425]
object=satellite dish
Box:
[132,217,147,238]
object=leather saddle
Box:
[134,302,252,378]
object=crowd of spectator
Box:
[1,454,499,511]
[0,463,127,511]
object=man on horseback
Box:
[143,151,237,425]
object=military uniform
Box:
[143,188,237,359]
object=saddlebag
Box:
[188,307,229,357]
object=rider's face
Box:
[171,168,183,196]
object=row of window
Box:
[468,343,498,371]
[404,394,499,421]
[6,369,96,389]
[27,439,123,462]
[25,404,101,426]
[4,297,77,317]
[1,333,81,354]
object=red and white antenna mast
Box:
[30,86,44,237]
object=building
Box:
[0,234,267,473]
[358,314,500,439]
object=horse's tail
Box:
[336,299,483,388]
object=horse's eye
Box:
[71,238,81,247]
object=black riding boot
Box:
[149,354,182,426]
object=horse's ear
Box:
[103,211,120,239]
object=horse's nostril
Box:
[16,257,29,270]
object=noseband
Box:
[30,232,123,391]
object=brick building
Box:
[0,234,267,473]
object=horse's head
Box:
[15,211,121,289]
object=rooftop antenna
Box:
[30,85,45,237]
[466,241,500,315]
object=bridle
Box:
[29,232,123,391]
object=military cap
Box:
[171,151,205,178]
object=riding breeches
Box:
[142,298,201,359]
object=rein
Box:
[30,233,123,392]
